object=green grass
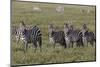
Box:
[11,1,96,65]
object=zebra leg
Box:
[64,40,67,48]
[65,42,69,48]
[86,40,88,47]
[76,42,79,47]
[65,37,70,48]
[63,42,67,48]
[68,40,71,48]
[86,41,88,47]
[52,40,55,48]
[24,42,28,52]
[38,37,42,52]
[82,37,87,47]
[90,41,94,47]
[77,41,83,47]
[81,39,84,47]
[70,42,72,48]
[53,43,56,48]
[60,42,66,48]
[60,39,67,48]
[49,37,55,48]
[33,42,37,52]
[77,38,84,47]
[71,42,74,48]
[81,41,84,47]
[69,43,71,48]
[16,35,20,44]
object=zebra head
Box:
[82,24,87,29]
[81,23,89,37]
[69,23,74,31]
[16,21,26,43]
[64,23,69,36]
[48,24,55,37]
[63,22,74,36]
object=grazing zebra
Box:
[81,24,95,46]
[48,24,66,48]
[64,23,84,48]
[16,21,42,52]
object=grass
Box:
[11,1,96,65]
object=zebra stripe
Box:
[31,26,41,38]
[22,26,42,42]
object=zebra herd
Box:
[13,21,96,52]
[49,23,95,48]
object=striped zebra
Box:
[16,21,42,52]
[48,24,66,48]
[81,24,95,46]
[64,23,84,48]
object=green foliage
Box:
[11,1,96,65]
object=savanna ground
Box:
[11,1,96,66]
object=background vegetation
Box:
[11,1,96,65]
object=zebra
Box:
[81,24,95,46]
[16,21,42,52]
[64,23,84,48]
[48,24,66,48]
